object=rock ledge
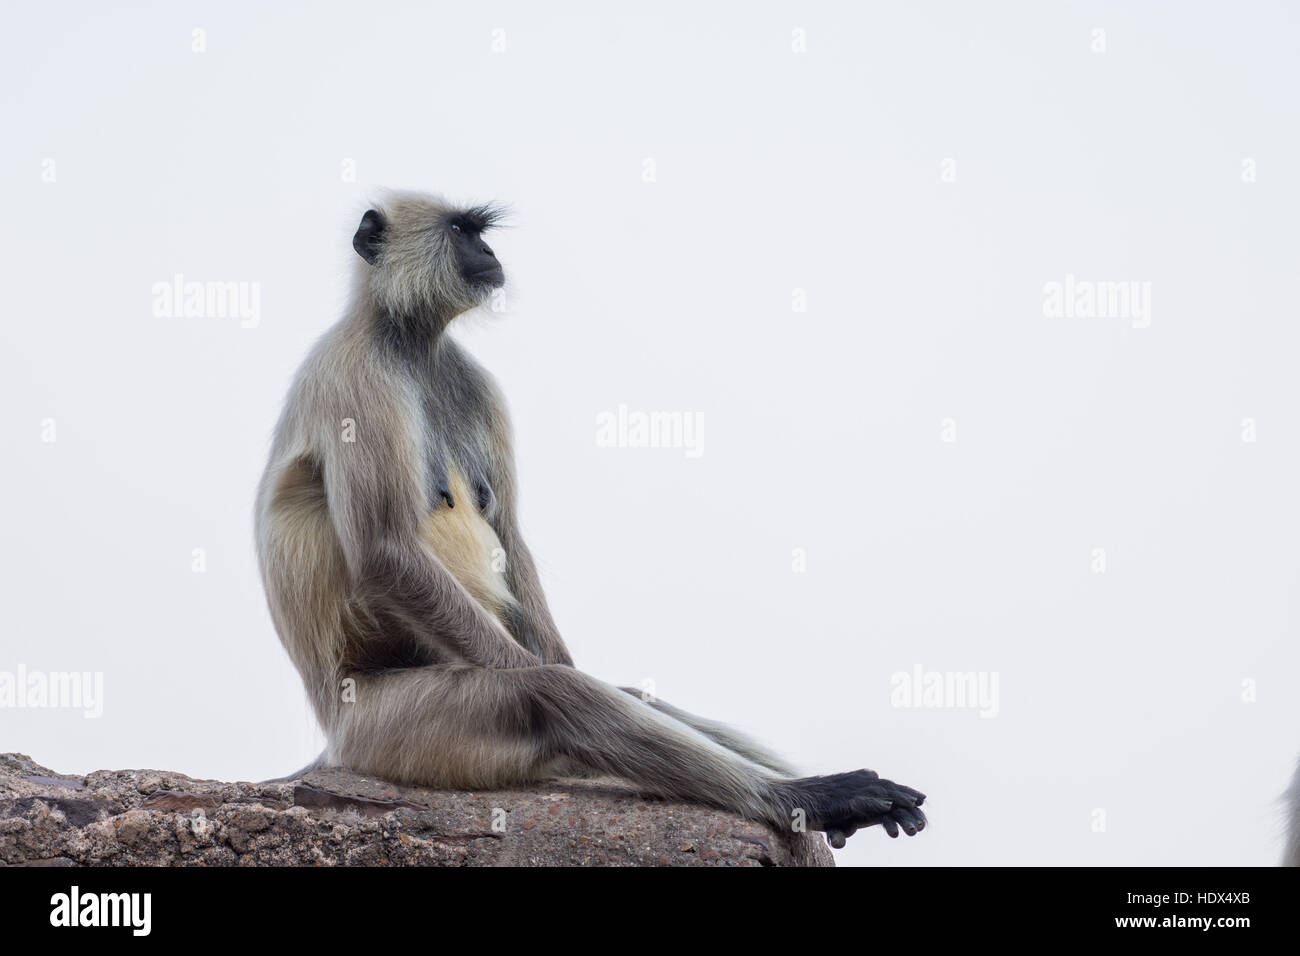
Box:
[0,754,832,867]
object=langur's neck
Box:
[365,302,457,364]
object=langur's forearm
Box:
[360,537,539,669]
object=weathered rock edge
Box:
[0,754,833,867]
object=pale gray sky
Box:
[2,0,1298,866]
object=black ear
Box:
[352,209,386,264]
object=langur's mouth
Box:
[469,267,505,287]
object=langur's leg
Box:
[332,664,925,840]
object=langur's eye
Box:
[450,223,462,233]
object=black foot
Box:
[781,769,926,848]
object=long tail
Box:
[260,752,328,784]
[618,686,798,777]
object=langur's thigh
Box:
[331,665,546,789]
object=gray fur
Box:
[1284,757,1300,866]
[255,191,927,843]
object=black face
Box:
[447,214,504,288]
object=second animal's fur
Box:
[255,191,927,847]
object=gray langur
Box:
[254,191,927,848]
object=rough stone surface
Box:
[0,754,833,867]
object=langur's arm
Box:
[320,391,539,670]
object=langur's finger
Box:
[898,785,926,807]
[894,807,923,836]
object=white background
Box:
[3,1,1298,867]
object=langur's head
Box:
[351,192,505,322]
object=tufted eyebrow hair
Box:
[445,202,508,233]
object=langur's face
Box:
[352,197,505,317]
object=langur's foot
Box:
[778,769,926,848]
